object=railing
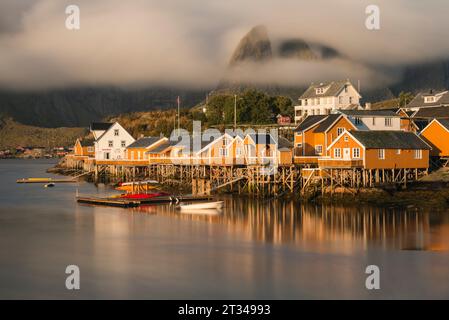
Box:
[294,156,320,164]
[317,158,363,168]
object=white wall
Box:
[294,84,361,123]
[347,116,401,131]
[95,122,135,160]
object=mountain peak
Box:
[229,25,272,66]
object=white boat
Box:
[178,201,224,211]
[120,180,158,186]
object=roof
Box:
[339,110,399,117]
[127,136,163,149]
[350,131,430,150]
[299,80,357,99]
[313,114,342,133]
[407,90,449,108]
[146,140,177,154]
[294,115,326,132]
[90,122,113,131]
[412,106,449,119]
[79,138,94,147]
[248,133,276,145]
[277,136,293,150]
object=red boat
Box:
[118,192,169,200]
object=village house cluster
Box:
[69,80,449,179]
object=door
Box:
[343,148,351,160]
[104,152,110,160]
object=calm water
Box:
[1,159,449,299]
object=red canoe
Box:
[118,192,169,200]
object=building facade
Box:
[294,80,361,123]
[94,122,135,161]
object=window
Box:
[344,85,348,93]
[372,117,376,125]
[355,117,362,125]
[114,129,119,136]
[304,99,308,106]
[378,149,385,159]
[396,149,401,155]
[339,96,343,104]
[121,141,126,147]
[344,136,349,142]
[352,148,360,158]
[315,145,323,154]
[236,147,242,156]
[87,147,94,153]
[108,141,113,147]
[424,96,436,103]
[414,149,422,159]
[337,127,344,136]
[219,148,228,157]
[385,118,392,127]
[334,148,341,158]
[349,97,353,104]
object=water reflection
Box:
[125,197,449,253]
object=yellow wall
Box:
[420,121,449,157]
[295,116,354,157]
[126,148,148,160]
[327,132,365,160]
[325,117,355,155]
[327,132,429,169]
[365,149,429,169]
[74,140,94,157]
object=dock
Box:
[76,194,213,207]
[16,178,78,184]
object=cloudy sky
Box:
[0,0,448,90]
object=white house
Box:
[337,110,402,131]
[294,80,362,123]
[93,122,135,161]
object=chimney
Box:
[365,102,371,110]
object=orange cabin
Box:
[323,130,431,169]
[293,114,356,164]
[125,136,168,161]
[74,138,95,157]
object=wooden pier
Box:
[60,156,430,198]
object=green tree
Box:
[398,91,414,108]
[271,96,293,118]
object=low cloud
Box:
[0,0,448,90]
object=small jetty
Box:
[76,194,213,208]
[17,178,78,184]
